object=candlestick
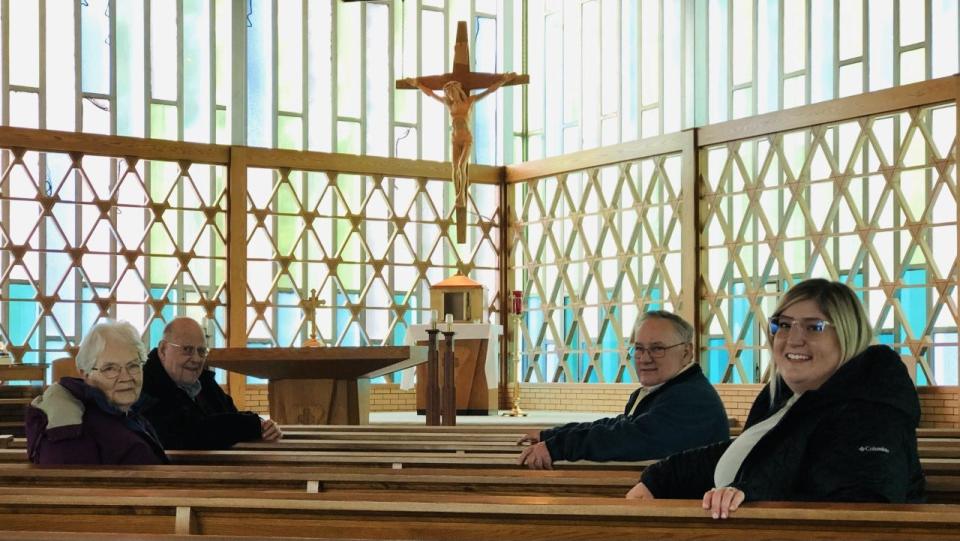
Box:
[430,309,439,330]
[444,313,454,333]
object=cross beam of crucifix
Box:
[397,21,529,244]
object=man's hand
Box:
[260,418,282,442]
[516,441,553,470]
[702,487,745,519]
[516,429,541,445]
[625,482,656,500]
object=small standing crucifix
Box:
[397,21,529,244]
[301,288,327,347]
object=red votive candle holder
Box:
[512,290,522,314]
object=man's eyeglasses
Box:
[166,342,209,359]
[91,361,144,380]
[769,316,834,337]
[629,342,687,360]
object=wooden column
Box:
[226,146,248,409]
[679,129,700,353]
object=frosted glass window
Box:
[79,0,109,94]
[337,3,362,119]
[810,0,834,103]
[365,4,390,158]
[931,0,959,78]
[640,0,660,107]
[899,0,925,46]
[868,0,894,91]
[839,0,863,60]
[782,0,806,74]
[9,1,39,87]
[757,0,779,114]
[150,0,178,101]
[582,1,601,150]
[116,0,146,138]
[81,98,110,135]
[838,63,863,98]
[900,49,926,86]
[707,0,728,124]
[183,0,212,143]
[46,1,77,132]
[732,0,753,86]
[278,115,303,151]
[277,0,303,114]
[783,76,805,109]
[307,1,332,152]
[9,92,39,129]
[247,0,273,148]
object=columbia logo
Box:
[858,445,890,453]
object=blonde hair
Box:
[768,279,873,401]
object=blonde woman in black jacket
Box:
[626,279,924,519]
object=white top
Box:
[713,394,801,488]
[399,323,502,390]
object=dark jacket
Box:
[24,377,168,465]
[540,364,729,462]
[138,348,262,450]
[641,345,925,503]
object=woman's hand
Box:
[702,487,745,519]
[625,482,655,500]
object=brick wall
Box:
[918,386,960,428]
[245,385,269,416]
[369,383,416,411]
[241,383,960,428]
[243,383,416,416]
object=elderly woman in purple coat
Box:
[25,320,167,465]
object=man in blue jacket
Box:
[516,311,729,469]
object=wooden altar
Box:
[207,346,427,425]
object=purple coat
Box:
[25,377,168,465]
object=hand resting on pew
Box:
[516,430,540,445]
[516,441,553,470]
[260,418,283,442]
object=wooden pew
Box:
[0,486,956,540]
[2,444,960,474]
[0,463,635,497]
[282,424,960,439]
[0,462,957,503]
[0,532,371,541]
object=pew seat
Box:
[0,486,956,540]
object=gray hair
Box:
[632,310,694,344]
[75,320,146,374]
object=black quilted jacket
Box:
[640,345,925,503]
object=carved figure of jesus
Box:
[403,73,518,234]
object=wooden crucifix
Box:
[397,21,529,244]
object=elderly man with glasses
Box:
[516,310,729,469]
[26,320,168,464]
[139,317,282,449]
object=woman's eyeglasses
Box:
[769,316,834,337]
[91,361,144,380]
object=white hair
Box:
[74,320,146,374]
